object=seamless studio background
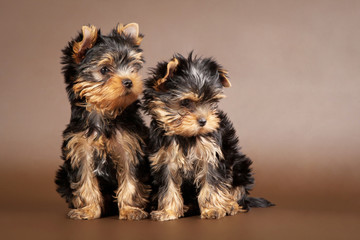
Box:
[0,0,359,239]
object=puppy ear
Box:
[72,25,98,64]
[218,68,231,87]
[116,23,143,45]
[154,58,179,91]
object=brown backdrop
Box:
[1,0,359,239]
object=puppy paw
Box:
[201,208,226,219]
[150,210,180,221]
[119,206,148,220]
[238,204,249,213]
[68,205,101,220]
[226,202,240,216]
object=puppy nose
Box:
[122,79,133,88]
[198,118,207,127]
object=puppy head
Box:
[62,23,144,117]
[144,53,231,137]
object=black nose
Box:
[198,118,207,127]
[122,79,133,88]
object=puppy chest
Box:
[177,136,224,176]
[107,130,142,164]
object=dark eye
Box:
[180,99,192,107]
[100,66,110,75]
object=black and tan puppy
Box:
[55,23,150,220]
[143,53,273,221]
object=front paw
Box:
[201,208,226,219]
[68,205,101,220]
[119,206,148,220]
[151,210,181,221]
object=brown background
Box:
[1,0,359,239]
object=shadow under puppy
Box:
[55,23,150,220]
[143,53,273,221]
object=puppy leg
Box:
[197,164,239,219]
[115,163,149,220]
[64,132,103,220]
[198,184,240,219]
[151,164,184,221]
[112,130,149,220]
[150,143,185,221]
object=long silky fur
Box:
[55,24,151,219]
[144,53,273,220]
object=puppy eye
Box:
[100,66,110,75]
[180,99,192,107]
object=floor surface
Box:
[1,169,359,240]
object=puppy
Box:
[55,23,150,220]
[143,53,273,221]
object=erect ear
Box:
[218,68,231,87]
[154,58,179,91]
[72,25,98,64]
[116,23,143,45]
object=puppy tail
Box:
[245,196,275,208]
[238,195,274,211]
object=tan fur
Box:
[192,137,239,219]
[182,106,220,136]
[148,98,220,137]
[231,186,245,202]
[154,58,179,91]
[129,50,143,63]
[72,25,98,64]
[96,53,115,67]
[147,99,171,122]
[179,92,225,104]
[151,174,184,221]
[96,52,142,70]
[119,206,148,220]
[151,185,183,221]
[64,129,149,220]
[191,136,224,186]
[150,141,191,174]
[213,93,226,100]
[116,23,143,45]
[231,186,248,213]
[218,68,231,87]
[64,132,103,219]
[179,92,200,102]
[198,183,239,219]
[67,204,102,220]
[150,142,185,221]
[150,136,241,221]
[73,73,143,118]
[108,130,149,220]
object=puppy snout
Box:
[198,118,207,127]
[122,79,133,88]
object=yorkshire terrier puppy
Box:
[143,53,273,221]
[55,23,150,220]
